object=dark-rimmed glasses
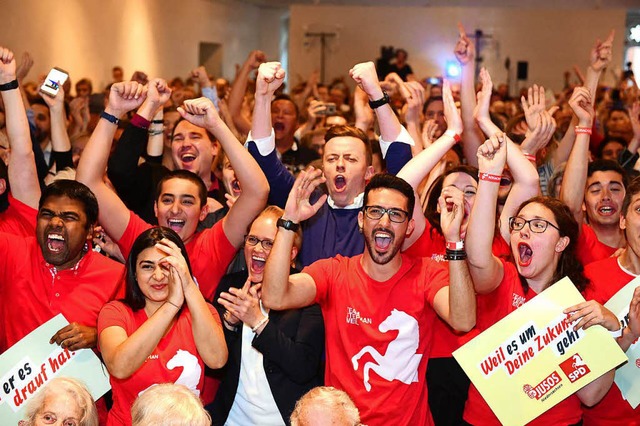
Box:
[509,217,560,233]
[363,206,409,223]
[244,235,274,250]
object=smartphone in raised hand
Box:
[40,67,69,97]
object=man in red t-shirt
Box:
[77,84,269,301]
[581,177,640,425]
[262,172,476,426]
[0,179,124,353]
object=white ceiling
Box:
[233,0,640,9]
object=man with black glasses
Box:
[262,172,476,426]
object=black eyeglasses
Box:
[363,206,409,223]
[244,235,274,250]
[509,217,560,233]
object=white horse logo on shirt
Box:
[351,309,423,392]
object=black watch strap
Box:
[368,91,390,109]
[0,79,19,91]
[277,217,300,232]
[100,111,120,125]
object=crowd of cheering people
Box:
[1,21,640,426]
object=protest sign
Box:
[0,314,110,424]
[454,277,627,425]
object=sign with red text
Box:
[604,276,640,408]
[453,277,627,426]
[0,314,110,424]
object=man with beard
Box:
[261,171,475,426]
[248,61,412,266]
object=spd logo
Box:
[559,353,591,383]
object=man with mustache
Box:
[262,171,475,426]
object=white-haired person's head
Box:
[290,386,361,426]
[131,383,211,426]
[18,377,98,426]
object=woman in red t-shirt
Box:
[463,133,622,425]
[97,227,228,425]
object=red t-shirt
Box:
[0,233,124,353]
[464,260,582,426]
[582,256,640,425]
[403,222,511,357]
[576,224,618,266]
[0,193,37,236]
[303,253,449,426]
[98,302,220,426]
[117,211,235,301]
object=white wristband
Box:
[609,322,624,338]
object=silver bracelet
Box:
[251,316,269,333]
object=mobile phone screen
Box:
[40,68,69,97]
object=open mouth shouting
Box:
[597,203,616,216]
[517,242,533,267]
[273,122,285,132]
[250,253,267,277]
[231,179,242,196]
[334,175,347,192]
[166,218,186,233]
[46,232,66,253]
[373,228,394,253]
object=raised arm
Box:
[497,128,546,242]
[0,46,40,208]
[262,169,327,310]
[177,97,269,249]
[41,87,72,171]
[228,50,266,136]
[76,81,147,241]
[432,185,476,332]
[585,31,614,108]
[474,68,502,139]
[350,61,403,143]
[559,87,594,226]
[399,80,463,248]
[401,81,426,157]
[465,134,507,293]
[107,78,171,209]
[455,23,484,167]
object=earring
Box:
[358,226,363,234]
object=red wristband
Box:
[523,153,536,162]
[444,130,461,143]
[575,126,592,135]
[446,240,464,250]
[479,172,501,183]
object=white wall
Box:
[0,0,284,91]
[289,5,627,92]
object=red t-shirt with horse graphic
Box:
[303,254,448,426]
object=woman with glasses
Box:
[210,205,324,426]
[463,135,621,425]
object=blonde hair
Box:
[21,377,98,426]
[290,386,360,426]
[131,384,211,426]
[257,205,303,252]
